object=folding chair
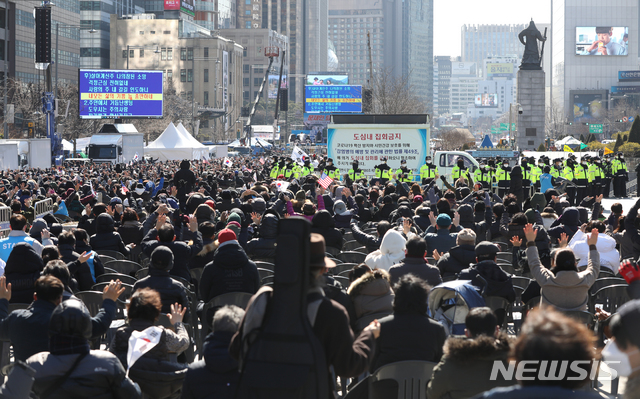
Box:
[331,263,358,276]
[98,255,117,265]
[337,251,366,264]
[497,263,517,275]
[103,260,142,276]
[560,310,596,330]
[484,296,511,331]
[91,282,134,302]
[135,268,149,280]
[199,292,254,350]
[75,291,105,317]
[96,273,137,286]
[369,360,438,399]
[257,268,274,281]
[591,285,630,314]
[325,246,342,257]
[254,261,275,271]
[95,250,127,261]
[496,252,513,264]
[589,277,627,296]
[343,240,362,251]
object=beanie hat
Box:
[205,200,216,209]
[457,228,476,245]
[151,246,174,271]
[226,221,241,237]
[228,212,242,225]
[217,228,237,244]
[524,209,537,224]
[436,213,452,227]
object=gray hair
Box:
[212,305,245,333]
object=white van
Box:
[433,151,479,188]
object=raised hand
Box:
[168,303,187,325]
[510,236,522,247]
[523,223,537,243]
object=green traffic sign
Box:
[500,123,508,130]
[589,124,603,134]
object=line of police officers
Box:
[267,152,628,202]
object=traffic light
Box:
[35,8,51,63]
[280,89,288,111]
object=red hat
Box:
[205,200,215,209]
[217,228,237,244]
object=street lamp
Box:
[126,45,161,70]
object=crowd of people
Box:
[0,151,637,399]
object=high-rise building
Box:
[0,1,13,86]
[328,0,433,112]
[433,56,452,116]
[461,24,527,73]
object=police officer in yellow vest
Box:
[586,155,598,197]
[301,158,314,178]
[269,156,281,179]
[451,158,470,183]
[347,160,366,185]
[323,158,340,180]
[374,157,392,184]
[495,160,511,198]
[420,156,439,184]
[473,159,492,190]
[283,158,296,180]
[395,160,413,183]
[292,162,302,180]
[613,152,628,197]
[531,157,544,193]
[563,157,576,206]
[551,158,563,179]
[521,157,532,197]
[573,157,588,203]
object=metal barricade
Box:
[0,206,10,237]
[34,198,54,219]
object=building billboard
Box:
[619,71,640,81]
[181,0,195,16]
[571,91,607,123]
[303,113,331,144]
[223,50,228,129]
[305,74,349,85]
[78,70,163,119]
[486,63,514,78]
[164,0,180,10]
[611,86,640,94]
[305,85,362,113]
[474,93,498,108]
[268,74,288,99]
[576,27,628,56]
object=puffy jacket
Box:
[458,260,515,302]
[311,210,343,250]
[458,204,489,242]
[117,221,145,246]
[570,230,620,274]
[547,207,581,242]
[189,239,217,271]
[245,213,278,259]
[347,270,394,320]
[389,258,442,287]
[182,331,240,399]
[500,215,552,268]
[90,214,130,256]
[364,230,406,271]
[350,223,382,253]
[4,243,44,304]
[111,319,187,399]
[133,269,190,317]
[58,243,100,291]
[199,241,260,304]
[140,228,204,282]
[413,207,431,232]
[424,225,461,256]
[373,203,396,222]
[436,244,477,278]
[26,350,141,399]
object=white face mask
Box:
[135,188,145,195]
[602,340,640,377]
[503,164,508,168]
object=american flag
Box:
[319,173,333,189]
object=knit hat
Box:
[436,213,451,227]
[530,192,547,211]
[151,246,174,271]
[333,200,348,216]
[205,200,216,209]
[296,190,306,201]
[226,221,241,237]
[524,209,536,224]
[413,195,423,204]
[217,228,237,244]
[251,197,266,213]
[30,218,47,236]
[457,228,476,245]
[228,212,242,225]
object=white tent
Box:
[144,122,209,161]
[555,136,583,146]
[61,139,74,153]
[229,137,273,149]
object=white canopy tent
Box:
[144,122,209,161]
[229,137,273,149]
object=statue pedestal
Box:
[516,69,545,151]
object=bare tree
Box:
[545,103,565,139]
[1,79,42,138]
[369,68,426,114]
[438,128,469,151]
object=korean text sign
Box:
[305,85,362,113]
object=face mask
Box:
[503,164,508,168]
[352,164,358,169]
[426,159,432,164]
[135,188,145,195]
[602,340,640,377]
[327,162,333,166]
[556,163,561,167]
[382,161,386,164]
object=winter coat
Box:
[175,161,196,204]
[347,270,394,320]
[199,241,260,304]
[133,268,191,317]
[140,228,204,282]
[413,207,431,232]
[4,243,44,304]
[526,244,599,311]
[570,230,620,274]
[189,239,217,271]
[436,244,477,278]
[458,260,516,302]
[424,225,462,256]
[111,319,187,399]
[311,210,344,250]
[245,213,278,259]
[388,257,442,287]
[118,220,145,246]
[58,243,100,291]
[182,331,240,399]
[458,204,489,242]
[90,214,130,256]
[427,333,514,399]
[364,230,406,271]
[26,350,141,399]
[500,214,552,268]
[547,207,581,242]
[350,223,382,252]
[373,203,396,222]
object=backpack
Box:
[235,218,329,399]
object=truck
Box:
[86,124,145,164]
[0,139,51,169]
[0,143,19,171]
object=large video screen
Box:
[576,27,628,56]
[572,93,606,123]
[306,74,349,86]
[78,69,164,119]
[268,74,288,99]
[305,85,362,113]
[474,93,498,108]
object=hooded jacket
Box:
[133,268,191,317]
[311,210,344,250]
[347,270,394,320]
[570,230,620,274]
[436,244,477,278]
[140,228,204,282]
[413,207,432,232]
[182,331,240,399]
[245,213,278,259]
[199,241,260,304]
[548,207,581,242]
[4,243,44,304]
[117,220,145,246]
[458,204,489,242]
[427,333,513,399]
[458,260,516,302]
[90,214,130,256]
[364,230,406,271]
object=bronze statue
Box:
[519,20,547,70]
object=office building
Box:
[433,56,453,116]
[220,28,288,105]
[0,1,13,86]
[552,0,638,125]
[328,0,433,112]
[110,14,243,140]
[461,24,527,72]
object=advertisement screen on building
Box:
[181,0,195,16]
[305,74,349,85]
[486,63,514,78]
[164,0,180,10]
[618,71,640,82]
[78,69,164,119]
[576,27,628,55]
[268,74,288,99]
[572,92,606,123]
[305,85,362,113]
[303,113,331,144]
[474,93,498,108]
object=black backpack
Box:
[236,217,329,399]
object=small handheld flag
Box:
[319,173,333,189]
[126,326,163,376]
[563,145,574,153]
[604,147,613,155]
[224,157,233,167]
